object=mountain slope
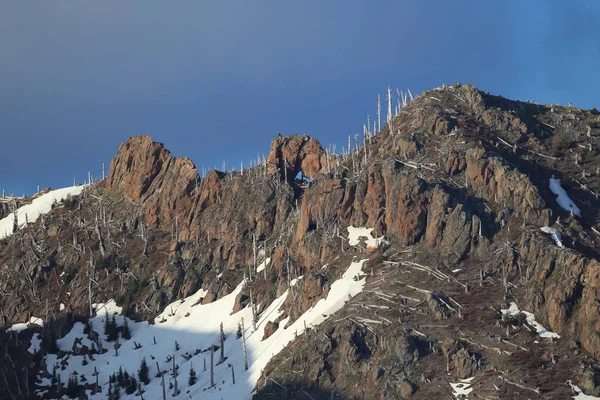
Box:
[1,83,600,399]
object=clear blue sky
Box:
[1,1,599,195]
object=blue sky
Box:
[1,1,599,195]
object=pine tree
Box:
[108,314,119,341]
[188,364,197,386]
[236,322,242,339]
[65,373,79,398]
[138,357,150,385]
[104,312,110,336]
[111,382,120,400]
[117,366,125,387]
[126,376,137,395]
[122,318,131,340]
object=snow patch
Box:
[541,226,564,248]
[0,185,85,239]
[290,275,304,286]
[256,257,271,273]
[7,316,44,332]
[38,258,369,399]
[451,377,474,398]
[28,333,42,354]
[568,380,600,399]
[549,178,581,216]
[502,302,560,339]
[347,226,384,249]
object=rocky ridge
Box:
[1,83,600,398]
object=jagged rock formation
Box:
[1,83,600,399]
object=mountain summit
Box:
[1,83,600,399]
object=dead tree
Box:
[219,322,225,364]
[228,363,235,385]
[242,318,249,371]
[210,345,215,388]
[88,253,95,317]
[172,354,178,395]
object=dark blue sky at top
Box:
[1,1,599,195]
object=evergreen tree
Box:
[65,373,79,398]
[188,364,197,386]
[117,366,125,387]
[126,376,137,395]
[111,383,120,400]
[236,322,242,339]
[107,314,119,341]
[104,312,110,336]
[138,357,150,385]
[122,318,131,340]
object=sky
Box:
[1,1,599,195]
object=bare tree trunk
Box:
[210,345,215,387]
[253,233,257,276]
[242,318,249,371]
[219,322,225,364]
[88,254,95,317]
[1,373,13,400]
[377,94,381,132]
[172,354,178,395]
[95,219,106,258]
[13,370,22,398]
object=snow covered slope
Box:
[0,185,85,239]
[37,257,369,399]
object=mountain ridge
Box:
[1,83,600,399]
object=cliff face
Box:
[2,83,600,399]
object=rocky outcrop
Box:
[104,135,199,238]
[465,147,551,226]
[266,134,327,180]
[517,232,600,359]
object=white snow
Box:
[450,377,474,398]
[256,257,271,273]
[0,185,85,239]
[541,226,564,248]
[7,316,44,332]
[347,226,384,249]
[38,257,369,399]
[567,380,600,399]
[501,302,560,339]
[549,178,581,216]
[28,333,42,354]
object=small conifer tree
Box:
[188,364,197,386]
[122,318,131,340]
[138,357,150,385]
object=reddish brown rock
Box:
[465,147,551,226]
[263,320,279,340]
[266,134,327,180]
[232,292,249,314]
[104,135,199,239]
